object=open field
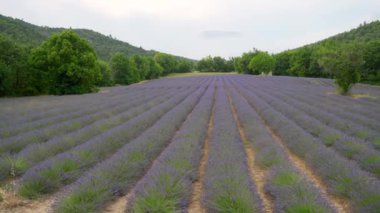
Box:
[0,75,380,213]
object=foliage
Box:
[319,44,363,94]
[0,14,156,61]
[272,21,380,84]
[29,30,101,95]
[248,51,275,74]
[363,40,380,83]
[111,53,140,85]
[96,60,113,86]
[234,49,259,74]
[153,52,193,75]
[273,52,291,76]
[197,56,234,72]
[0,34,36,96]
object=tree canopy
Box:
[248,51,275,75]
[29,30,101,94]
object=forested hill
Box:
[315,21,380,46]
[270,21,380,84]
[0,14,155,60]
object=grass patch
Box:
[133,193,178,213]
[214,194,255,213]
[323,134,340,147]
[56,187,110,213]
[373,138,380,149]
[272,171,299,186]
[342,141,364,159]
[285,203,326,213]
[257,153,282,168]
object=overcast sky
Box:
[1,0,379,59]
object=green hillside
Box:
[0,14,155,61]
[271,21,380,84]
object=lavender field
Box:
[0,75,380,213]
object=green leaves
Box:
[248,51,275,75]
[29,30,101,95]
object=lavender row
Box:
[53,83,208,213]
[259,84,380,148]
[236,76,380,149]
[0,88,171,154]
[244,84,380,177]
[227,83,334,212]
[127,84,215,212]
[272,85,380,135]
[233,80,380,212]
[18,86,199,199]
[243,76,380,122]
[0,88,147,138]
[0,88,180,181]
[202,86,261,213]
[0,86,143,131]
[238,75,380,120]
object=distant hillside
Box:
[0,14,157,61]
[271,20,380,83]
[299,20,380,49]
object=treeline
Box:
[197,56,235,72]
[0,30,194,96]
[234,21,380,85]
[233,44,377,94]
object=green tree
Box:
[96,60,113,86]
[175,60,193,73]
[154,53,177,75]
[363,40,380,83]
[111,53,140,85]
[29,30,101,94]
[197,56,214,72]
[146,57,163,79]
[320,45,363,95]
[273,52,291,76]
[234,50,258,74]
[0,34,35,96]
[132,55,150,80]
[248,51,275,74]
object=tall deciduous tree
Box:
[29,30,101,94]
[248,51,275,74]
[111,53,140,85]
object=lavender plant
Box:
[127,84,215,212]
[53,85,207,213]
[233,79,380,212]
[0,88,181,181]
[202,86,261,213]
[18,88,198,199]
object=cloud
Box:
[200,30,242,39]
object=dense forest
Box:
[0,14,194,96]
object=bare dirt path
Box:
[187,104,215,213]
[0,184,54,213]
[227,95,273,213]
[238,89,351,213]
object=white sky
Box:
[1,0,379,59]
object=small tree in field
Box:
[248,51,275,75]
[320,45,363,95]
[29,30,101,94]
